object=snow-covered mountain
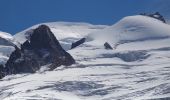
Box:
[0,14,170,100]
[88,15,170,48]
[14,22,108,50]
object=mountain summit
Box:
[1,25,75,77]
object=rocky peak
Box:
[2,25,75,78]
[30,25,62,50]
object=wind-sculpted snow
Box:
[0,15,170,100]
[101,51,150,62]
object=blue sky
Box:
[0,0,168,34]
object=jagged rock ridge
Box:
[71,38,86,49]
[140,12,166,23]
[1,25,75,77]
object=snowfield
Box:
[0,15,170,100]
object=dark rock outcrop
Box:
[104,42,113,50]
[71,38,86,49]
[2,25,75,77]
[0,65,5,79]
[140,12,166,23]
[21,40,31,50]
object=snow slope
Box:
[0,31,13,41]
[88,15,170,48]
[0,15,170,100]
[0,31,15,65]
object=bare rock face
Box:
[104,42,113,50]
[0,65,5,79]
[71,38,86,49]
[3,25,75,77]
